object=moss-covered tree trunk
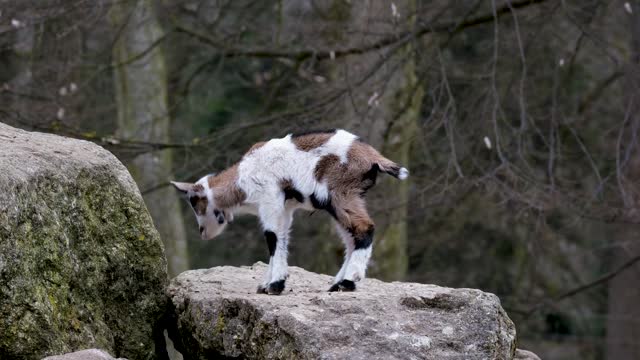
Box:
[110,0,188,276]
[338,40,422,280]
[282,0,422,280]
[368,57,422,280]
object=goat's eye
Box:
[189,196,198,208]
[213,209,220,217]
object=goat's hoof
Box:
[328,279,356,292]
[256,285,268,294]
[267,279,285,295]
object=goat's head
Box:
[171,176,229,240]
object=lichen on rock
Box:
[0,123,168,359]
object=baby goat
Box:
[171,129,408,294]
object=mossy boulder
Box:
[0,123,168,359]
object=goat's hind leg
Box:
[329,196,374,292]
[329,222,356,292]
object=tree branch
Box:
[577,70,623,114]
[174,0,550,60]
[555,253,640,302]
[521,253,640,316]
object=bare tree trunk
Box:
[110,0,188,277]
[368,57,422,281]
[330,1,421,281]
[283,0,422,280]
[606,1,640,358]
[336,63,421,279]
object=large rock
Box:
[42,349,126,360]
[0,123,168,359]
[167,262,518,359]
[514,349,541,360]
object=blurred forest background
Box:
[1,0,640,358]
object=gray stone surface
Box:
[514,349,542,360]
[0,123,168,359]
[42,348,126,360]
[167,262,518,360]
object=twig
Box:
[521,253,640,317]
[173,0,550,60]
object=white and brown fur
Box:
[172,129,408,294]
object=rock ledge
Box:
[167,262,518,360]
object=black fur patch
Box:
[328,279,356,292]
[310,193,337,219]
[267,280,286,295]
[353,225,374,250]
[384,164,401,178]
[189,196,198,208]
[264,231,277,257]
[214,209,224,224]
[361,163,379,193]
[283,187,304,203]
[309,193,322,208]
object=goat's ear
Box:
[170,181,195,194]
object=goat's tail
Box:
[377,157,409,180]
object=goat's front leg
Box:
[257,203,293,295]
